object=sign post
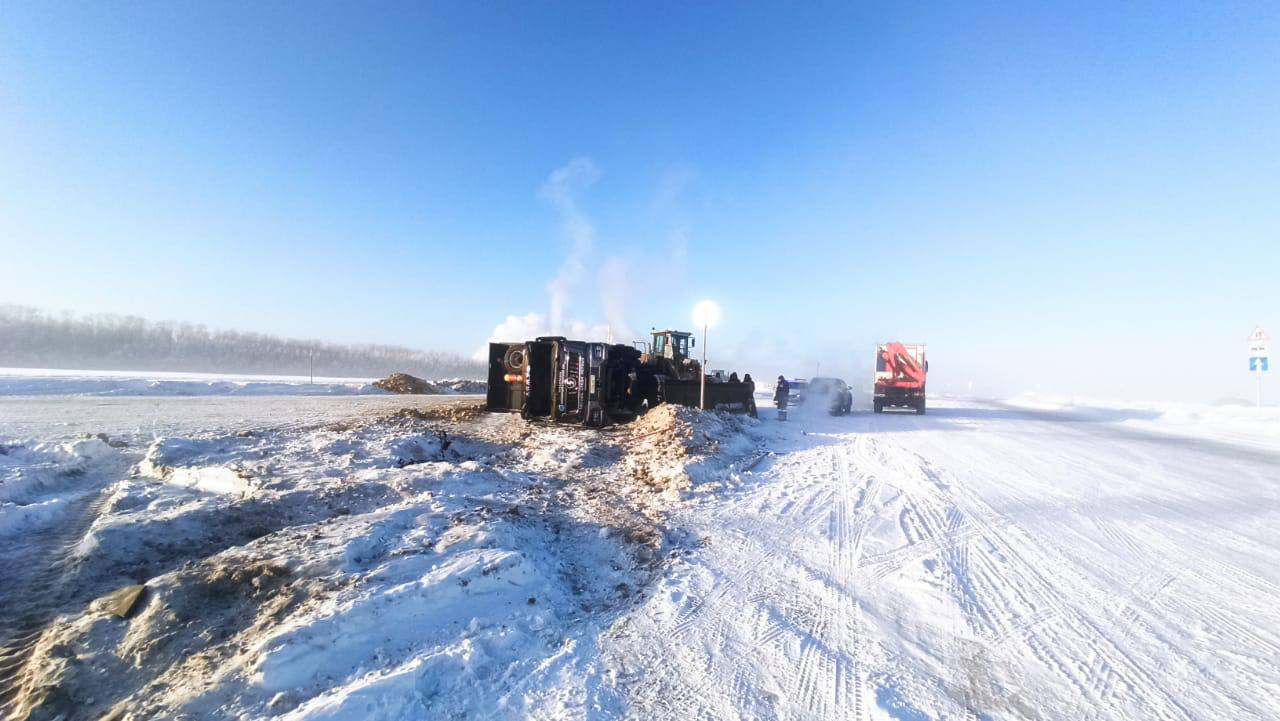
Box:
[1248,326,1270,408]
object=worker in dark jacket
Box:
[773,375,790,409]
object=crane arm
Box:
[881,342,926,387]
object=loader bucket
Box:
[658,378,758,417]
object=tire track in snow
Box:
[862,432,1201,721]
[610,441,857,720]
[832,443,870,721]
[949,482,1198,721]
[911,420,1269,717]
[0,486,112,716]
[783,444,861,721]
[619,437,887,721]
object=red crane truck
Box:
[873,342,928,414]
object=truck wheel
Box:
[873,399,883,414]
[916,399,926,415]
[503,347,526,372]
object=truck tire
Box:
[873,399,883,414]
[916,398,926,415]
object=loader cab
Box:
[651,330,694,361]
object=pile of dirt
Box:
[372,374,487,395]
[621,405,757,495]
[372,372,440,394]
[11,552,315,721]
[385,401,488,425]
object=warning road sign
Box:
[1250,327,1271,407]
[1248,326,1270,359]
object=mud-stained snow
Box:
[1,393,1277,720]
[0,396,760,720]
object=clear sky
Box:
[2,2,1278,401]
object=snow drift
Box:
[3,400,759,720]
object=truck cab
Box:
[651,330,693,361]
[645,330,699,382]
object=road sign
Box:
[1248,326,1270,358]
[1250,327,1271,407]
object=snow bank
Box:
[134,435,268,496]
[0,495,69,536]
[0,437,121,505]
[623,405,761,494]
[11,406,694,720]
[1005,393,1280,449]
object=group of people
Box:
[726,372,792,410]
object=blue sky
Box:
[2,2,1278,400]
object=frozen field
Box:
[1,386,1277,720]
[0,368,384,398]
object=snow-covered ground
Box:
[1,392,1277,720]
[0,368,485,398]
[1004,392,1280,451]
[600,399,1280,720]
[0,367,382,397]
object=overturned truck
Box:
[487,329,757,427]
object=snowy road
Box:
[601,399,1280,720]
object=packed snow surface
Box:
[0,393,1277,720]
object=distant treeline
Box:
[0,305,484,380]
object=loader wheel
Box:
[873,399,883,414]
[916,398,926,415]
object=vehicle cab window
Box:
[674,335,690,358]
[652,334,667,357]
